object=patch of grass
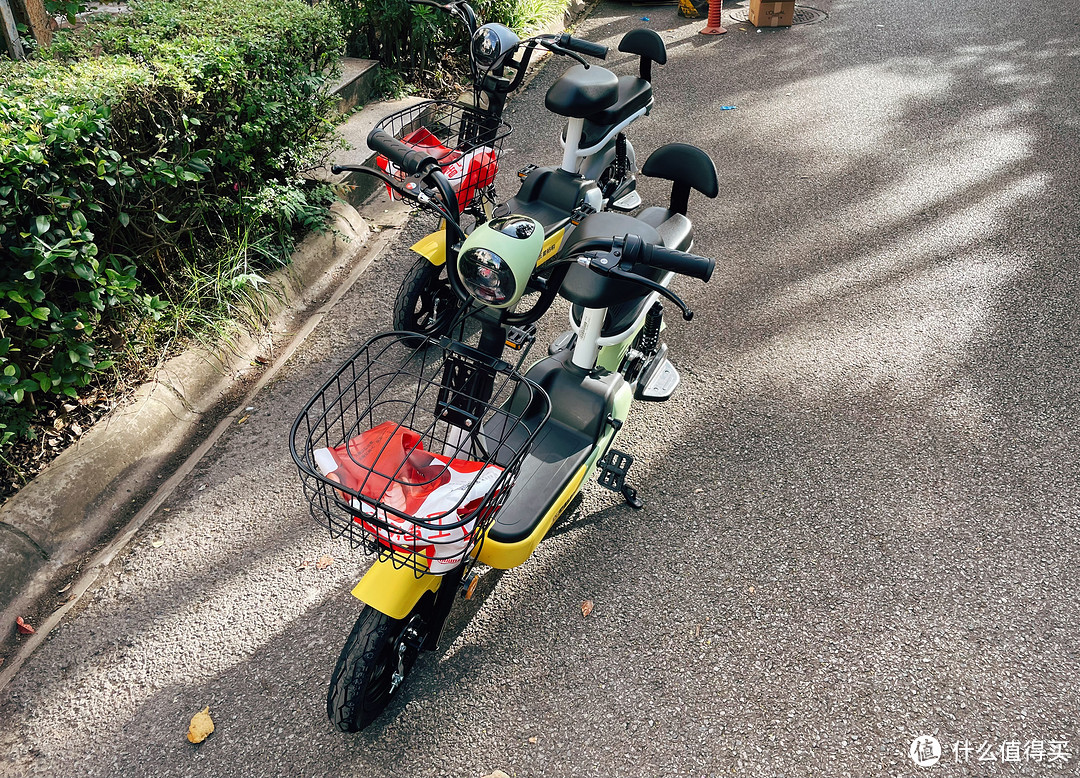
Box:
[493,0,569,33]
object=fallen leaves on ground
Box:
[316,555,334,570]
[482,771,511,778]
[0,388,116,504]
[581,600,594,617]
[15,617,35,635]
[187,706,214,744]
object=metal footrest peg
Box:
[597,449,644,509]
[505,323,537,350]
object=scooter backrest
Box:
[642,143,719,216]
[618,29,667,83]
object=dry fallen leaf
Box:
[151,539,165,548]
[482,772,511,778]
[748,586,755,594]
[316,555,334,570]
[581,600,594,617]
[187,706,214,744]
[527,736,538,744]
[15,617,35,635]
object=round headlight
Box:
[471,27,502,68]
[459,248,515,305]
[455,216,542,309]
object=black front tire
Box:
[327,601,428,732]
[392,257,460,342]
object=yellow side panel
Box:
[536,228,565,267]
[410,224,447,266]
[351,558,442,619]
[412,224,561,269]
[478,463,589,570]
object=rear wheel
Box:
[392,257,460,342]
[327,597,432,732]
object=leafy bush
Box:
[0,0,344,450]
[330,0,456,71]
[326,0,568,83]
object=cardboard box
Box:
[749,0,795,27]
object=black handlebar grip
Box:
[643,243,714,282]
[621,234,713,282]
[560,34,608,59]
[367,128,439,176]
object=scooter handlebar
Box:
[556,33,608,60]
[367,127,439,176]
[622,234,714,282]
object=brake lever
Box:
[541,40,588,68]
[577,253,695,321]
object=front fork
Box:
[352,559,464,651]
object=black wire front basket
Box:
[290,333,550,576]
[374,100,512,213]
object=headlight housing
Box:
[456,216,542,309]
[471,24,520,69]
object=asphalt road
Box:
[3,0,1080,776]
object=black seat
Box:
[545,65,620,119]
[632,144,717,256]
[558,212,672,338]
[637,209,693,252]
[576,76,653,148]
[553,29,666,150]
[559,143,713,336]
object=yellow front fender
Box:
[411,224,447,266]
[351,558,442,619]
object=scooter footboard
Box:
[478,351,634,569]
[478,459,590,570]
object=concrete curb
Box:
[0,200,370,644]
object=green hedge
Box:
[329,0,567,75]
[0,0,343,447]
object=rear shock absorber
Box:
[637,301,663,355]
[615,132,629,182]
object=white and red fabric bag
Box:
[314,421,502,573]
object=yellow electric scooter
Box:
[291,122,718,731]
